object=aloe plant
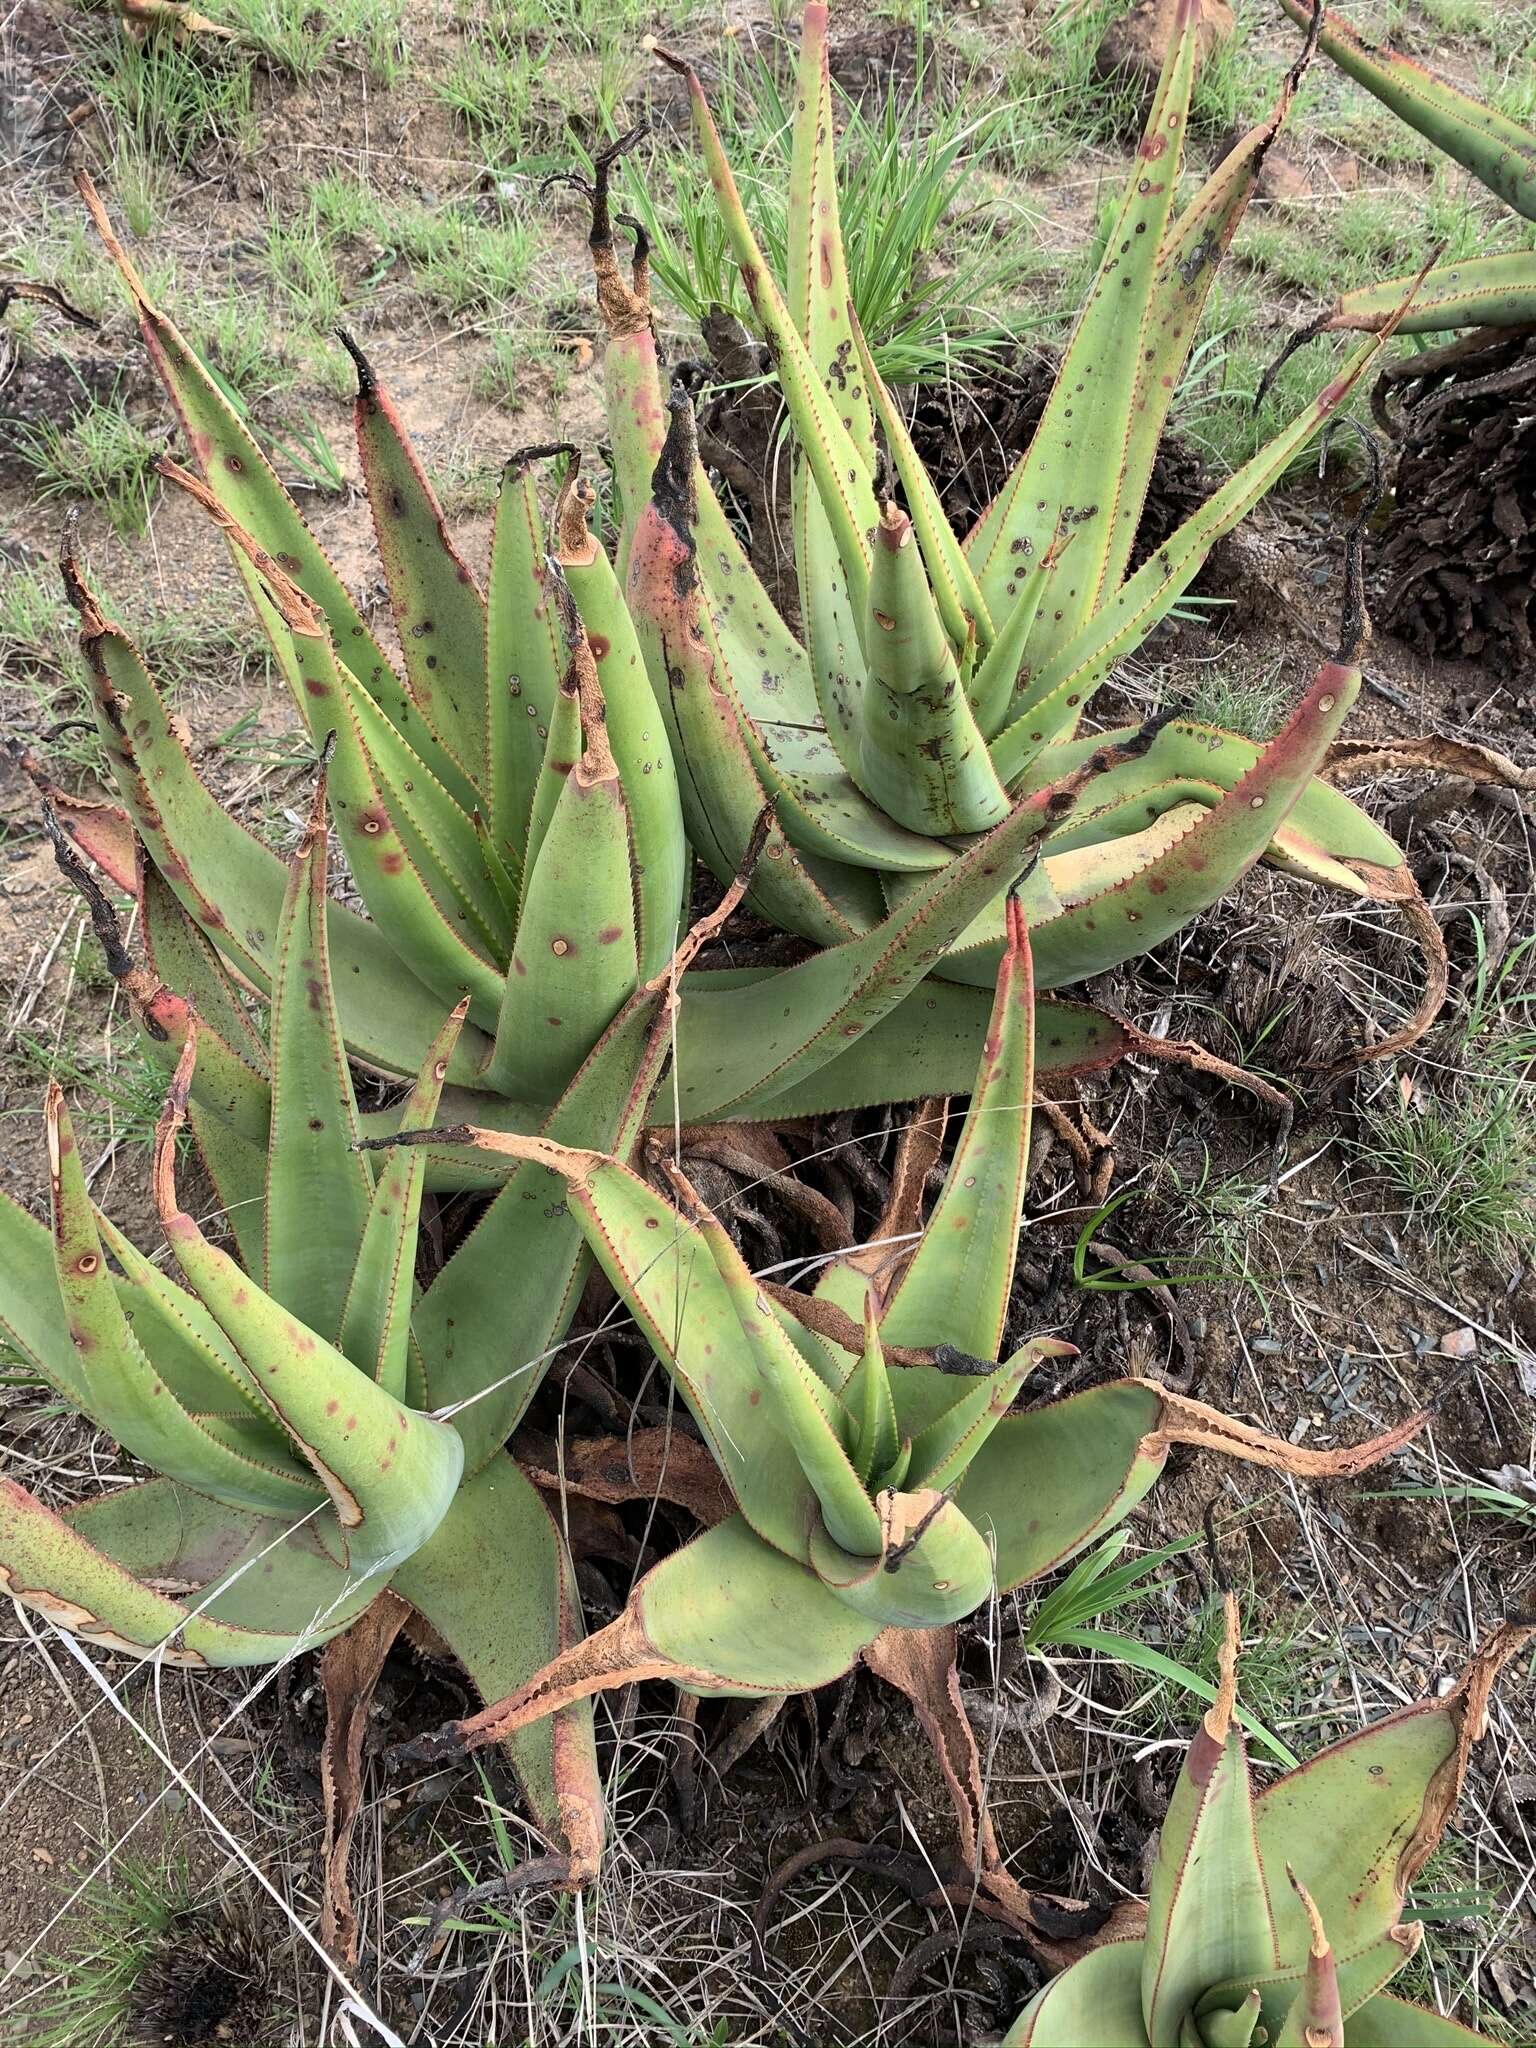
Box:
[37,172,1257,1178]
[385,905,1427,1944]
[0,782,679,1877]
[1280,0,1536,336]
[1005,1598,1530,2044]
[589,3,1444,1059]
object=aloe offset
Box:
[388,904,1427,1946]
[1006,1599,1530,2044]
[596,2,1443,1057]
[0,787,633,1879]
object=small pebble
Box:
[1438,1327,1477,1359]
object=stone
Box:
[1094,0,1235,88]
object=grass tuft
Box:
[614,34,1047,384]
[224,0,410,85]
[13,393,160,538]
[310,177,541,316]
[1356,1076,1535,1263]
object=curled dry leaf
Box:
[320,1590,410,1967]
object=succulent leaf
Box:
[75,174,476,809]
[849,1297,898,1487]
[337,1000,465,1396]
[1097,33,1319,606]
[1323,254,1536,337]
[1141,1599,1277,2048]
[262,774,376,1342]
[859,503,1010,835]
[345,332,487,785]
[1332,1993,1490,2044]
[557,478,687,979]
[656,45,878,621]
[47,1086,317,1516]
[486,460,567,868]
[157,1036,464,1572]
[939,1377,1169,1592]
[0,1185,90,1402]
[389,1454,603,1883]
[989,336,1388,766]
[0,1477,371,1666]
[733,986,1137,1119]
[964,0,1199,650]
[1278,0,1536,221]
[488,668,642,1101]
[140,864,269,1072]
[1002,1936,1147,2047]
[685,1183,882,1557]
[1005,1614,1527,2046]
[878,892,1035,1357]
[96,1211,273,1421]
[68,549,492,1078]
[846,301,993,660]
[659,769,1076,1120]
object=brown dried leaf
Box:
[1321,860,1449,1072]
[1323,735,1536,789]
[392,1604,696,1768]
[1140,1381,1429,1478]
[520,1427,733,1526]
[862,1625,1146,1969]
[320,1589,410,1966]
[1400,1621,1536,1894]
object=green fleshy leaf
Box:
[1253,1697,1462,1976]
[81,182,475,809]
[965,0,1198,654]
[48,1091,317,1516]
[1141,1691,1277,2047]
[1002,1935,1148,2047]
[1281,0,1535,221]
[391,1454,601,1867]
[262,793,375,1343]
[72,560,490,1081]
[338,1002,464,1395]
[1334,1990,1488,2044]
[879,894,1035,1358]
[562,514,688,981]
[1,1477,371,1666]
[347,339,487,786]
[919,1374,1169,1593]
[637,1514,882,1695]
[0,1185,85,1402]
[691,1197,879,1557]
[859,505,1009,836]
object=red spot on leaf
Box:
[1187,1723,1222,1787]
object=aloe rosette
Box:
[593,0,1444,1060]
[40,180,1210,1185]
[387,903,1428,1948]
[0,780,665,1877]
[1006,1598,1530,2044]
[1280,0,1536,337]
